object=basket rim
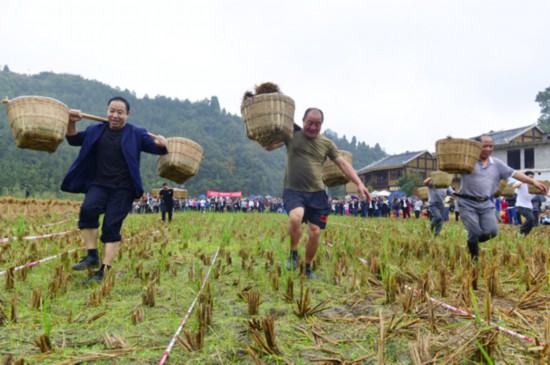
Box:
[7,95,69,108]
[241,92,295,110]
[435,137,481,146]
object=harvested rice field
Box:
[0,198,549,364]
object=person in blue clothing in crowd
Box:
[492,196,502,223]
[62,97,168,283]
[505,193,519,226]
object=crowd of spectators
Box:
[495,193,550,227]
[131,194,286,214]
[130,191,550,226]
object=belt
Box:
[454,193,489,203]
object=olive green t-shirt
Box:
[283,130,340,192]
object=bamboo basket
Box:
[153,188,187,199]
[5,96,69,153]
[429,170,453,188]
[493,179,508,197]
[322,151,352,187]
[528,180,549,195]
[501,184,515,197]
[415,187,429,201]
[435,137,481,174]
[174,188,187,199]
[241,93,295,147]
[157,137,203,184]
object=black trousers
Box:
[161,203,173,222]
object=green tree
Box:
[397,170,423,196]
[535,86,550,132]
[0,70,389,198]
[210,96,220,113]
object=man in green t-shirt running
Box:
[266,108,370,279]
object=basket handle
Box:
[81,113,158,139]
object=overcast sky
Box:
[3,0,550,154]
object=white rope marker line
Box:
[358,257,545,347]
[0,247,83,276]
[40,218,78,227]
[158,246,221,365]
[0,229,77,243]
[0,230,160,276]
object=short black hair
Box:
[108,96,130,113]
[162,183,168,186]
[525,170,534,176]
[303,107,324,121]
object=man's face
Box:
[107,100,129,130]
[479,136,493,160]
[302,111,323,139]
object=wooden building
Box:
[356,150,437,192]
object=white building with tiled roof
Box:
[475,124,550,180]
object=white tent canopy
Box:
[371,190,391,198]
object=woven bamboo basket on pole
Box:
[157,137,203,184]
[322,151,352,187]
[528,180,549,195]
[152,189,161,199]
[4,96,69,153]
[435,137,481,174]
[493,179,508,197]
[415,187,429,201]
[429,170,453,188]
[241,93,295,147]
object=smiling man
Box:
[62,97,168,283]
[455,135,548,261]
[266,107,370,279]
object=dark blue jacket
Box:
[61,123,168,198]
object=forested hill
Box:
[0,69,387,198]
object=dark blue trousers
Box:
[78,184,135,243]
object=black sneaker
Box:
[286,256,298,270]
[72,256,99,271]
[305,270,317,280]
[84,270,103,284]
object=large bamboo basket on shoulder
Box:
[429,170,453,188]
[436,137,481,174]
[5,96,69,153]
[323,151,352,187]
[241,93,295,147]
[157,137,203,184]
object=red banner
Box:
[206,190,242,198]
